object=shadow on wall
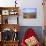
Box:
[18,26,43,44]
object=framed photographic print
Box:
[23,8,37,19]
[9,10,15,15]
[9,10,17,15]
[2,10,9,15]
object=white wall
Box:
[0,0,15,7]
[18,0,44,26]
[0,0,44,26]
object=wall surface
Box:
[18,0,44,26]
[0,0,15,7]
[0,0,44,26]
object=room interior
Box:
[0,0,45,46]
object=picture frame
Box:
[23,8,37,19]
[9,10,17,15]
[2,10,9,15]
